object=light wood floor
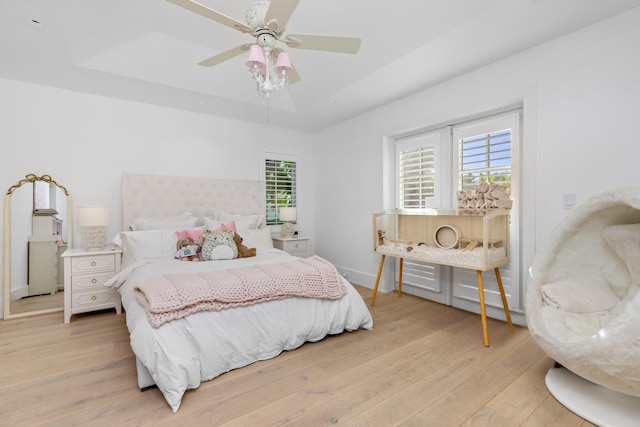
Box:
[0,286,594,427]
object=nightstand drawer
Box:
[272,236,310,257]
[71,288,115,309]
[281,240,308,253]
[71,272,113,291]
[71,254,115,274]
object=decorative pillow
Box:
[201,230,238,261]
[602,223,640,285]
[175,227,205,245]
[202,218,238,233]
[130,212,196,231]
[118,229,178,268]
[237,227,273,251]
[215,212,263,230]
[540,277,620,314]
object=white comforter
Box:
[106,249,373,412]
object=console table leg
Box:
[371,255,386,306]
[398,258,403,298]
[476,270,490,347]
[494,267,514,333]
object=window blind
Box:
[459,129,511,192]
[264,158,297,225]
[398,145,436,209]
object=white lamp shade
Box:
[77,205,108,227]
[279,207,297,222]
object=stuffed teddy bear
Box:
[233,232,256,258]
[175,237,200,261]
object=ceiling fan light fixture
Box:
[247,44,290,100]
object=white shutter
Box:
[395,131,449,304]
[263,153,297,226]
[451,112,521,312]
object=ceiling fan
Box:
[166,0,361,86]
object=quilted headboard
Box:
[121,173,266,231]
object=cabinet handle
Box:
[91,278,97,284]
[91,295,97,301]
[91,261,97,267]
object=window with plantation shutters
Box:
[459,129,511,193]
[263,154,297,226]
[394,130,448,304]
[452,112,520,313]
[396,130,442,210]
[391,111,521,310]
[399,145,435,208]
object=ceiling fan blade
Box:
[265,0,300,33]
[198,44,251,67]
[166,0,252,33]
[288,65,301,84]
[284,34,361,54]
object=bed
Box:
[106,173,373,412]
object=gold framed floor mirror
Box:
[3,174,72,319]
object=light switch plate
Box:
[563,193,577,210]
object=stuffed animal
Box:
[201,229,238,260]
[175,237,200,261]
[233,232,256,258]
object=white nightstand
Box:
[272,235,310,257]
[62,245,122,323]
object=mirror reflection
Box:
[4,174,71,318]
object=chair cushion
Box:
[541,277,620,314]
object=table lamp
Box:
[279,207,297,238]
[77,205,108,250]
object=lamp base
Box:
[82,229,106,250]
[281,222,295,238]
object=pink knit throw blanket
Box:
[134,256,347,328]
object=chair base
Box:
[545,366,640,427]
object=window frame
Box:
[261,151,298,227]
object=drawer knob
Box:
[91,295,97,301]
[91,278,97,284]
[91,261,97,267]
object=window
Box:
[396,130,443,209]
[263,153,297,226]
[399,146,435,208]
[391,110,521,309]
[458,129,511,192]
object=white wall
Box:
[0,80,314,317]
[312,8,640,294]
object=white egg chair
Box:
[526,188,640,426]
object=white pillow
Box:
[118,229,178,267]
[215,212,263,229]
[602,223,640,285]
[540,277,620,314]
[130,212,196,231]
[237,227,273,250]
